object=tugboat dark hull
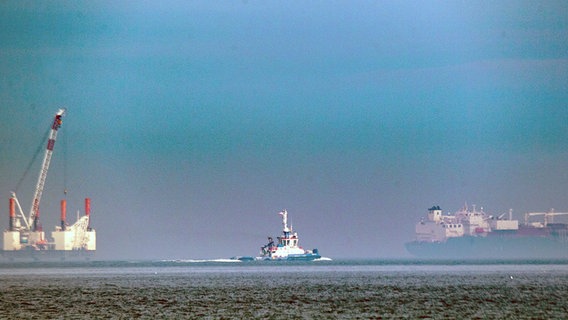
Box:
[284,252,321,261]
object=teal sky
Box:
[1,1,568,259]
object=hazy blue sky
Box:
[1,1,567,259]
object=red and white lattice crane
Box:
[11,109,65,235]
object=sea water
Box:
[1,259,567,319]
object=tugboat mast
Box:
[279,210,289,232]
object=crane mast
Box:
[28,108,66,231]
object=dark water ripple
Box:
[1,261,567,319]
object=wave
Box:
[314,257,333,261]
[158,259,241,263]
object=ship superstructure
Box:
[2,109,96,261]
[406,204,568,259]
[414,205,518,243]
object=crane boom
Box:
[525,211,568,226]
[28,108,66,231]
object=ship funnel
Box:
[85,198,91,216]
[85,198,91,217]
[60,199,67,231]
[85,197,91,230]
[9,198,15,231]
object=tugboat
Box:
[233,209,321,261]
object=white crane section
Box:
[10,192,29,230]
[70,216,90,250]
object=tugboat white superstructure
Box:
[256,210,320,261]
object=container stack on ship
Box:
[1,109,96,261]
[405,205,568,259]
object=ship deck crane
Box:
[29,108,65,231]
[525,210,568,227]
[11,109,65,237]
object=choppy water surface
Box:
[1,260,567,319]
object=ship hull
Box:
[405,236,568,260]
[0,249,94,262]
[255,252,322,261]
[232,252,322,262]
[276,252,321,261]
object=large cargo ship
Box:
[1,109,96,262]
[405,205,568,259]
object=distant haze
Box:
[1,1,567,260]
